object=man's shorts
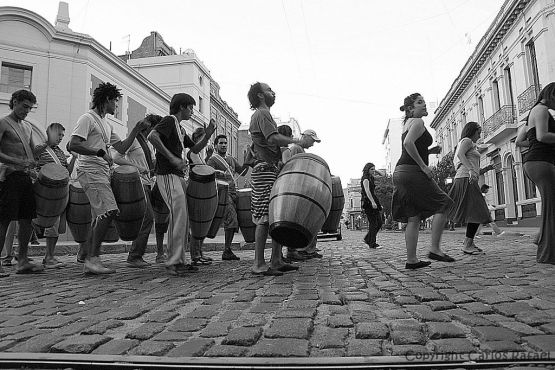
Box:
[0,171,36,221]
[77,169,118,219]
[223,193,239,230]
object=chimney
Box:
[55,2,71,31]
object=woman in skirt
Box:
[447,122,492,255]
[392,93,454,269]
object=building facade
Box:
[431,0,554,225]
[382,118,404,175]
[210,80,240,159]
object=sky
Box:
[4,0,506,183]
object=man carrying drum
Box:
[69,82,146,275]
[34,122,77,268]
[0,90,43,276]
[247,82,309,276]
[206,134,249,261]
[148,93,215,277]
[111,114,163,268]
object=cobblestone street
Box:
[1,228,555,366]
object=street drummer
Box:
[69,82,146,275]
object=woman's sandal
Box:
[192,257,211,266]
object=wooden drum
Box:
[237,188,256,243]
[269,153,332,248]
[321,176,345,233]
[207,180,229,239]
[186,165,217,240]
[151,183,169,226]
[103,220,119,243]
[66,182,92,243]
[33,163,69,228]
[111,165,146,241]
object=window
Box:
[0,62,32,94]
[198,96,203,114]
[461,109,467,125]
[493,155,505,204]
[504,66,515,107]
[523,169,537,199]
[199,75,203,86]
[492,80,501,112]
[477,96,485,124]
[525,41,540,93]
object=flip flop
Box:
[251,268,284,276]
[463,249,482,255]
[277,264,299,272]
[16,262,44,274]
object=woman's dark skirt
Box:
[392,165,453,223]
[447,177,492,224]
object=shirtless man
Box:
[0,90,43,276]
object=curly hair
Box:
[144,114,163,127]
[247,82,264,110]
[399,93,421,123]
[277,124,293,138]
[9,89,37,110]
[91,82,122,112]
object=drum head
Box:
[238,188,252,194]
[191,164,215,177]
[40,163,69,181]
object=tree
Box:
[431,152,456,193]
[374,174,394,218]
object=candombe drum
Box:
[236,188,256,243]
[111,165,146,241]
[103,220,119,243]
[66,182,92,243]
[151,182,169,226]
[207,180,229,239]
[33,163,69,228]
[186,164,217,240]
[321,176,345,233]
[269,153,332,248]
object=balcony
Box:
[483,105,517,144]
[517,84,540,115]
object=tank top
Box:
[454,137,480,178]
[523,103,555,164]
[396,127,433,166]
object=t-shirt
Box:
[454,137,480,179]
[36,145,68,170]
[112,136,154,186]
[153,115,195,177]
[207,154,241,196]
[283,143,304,163]
[249,109,281,165]
[72,110,121,174]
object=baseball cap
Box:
[302,129,321,142]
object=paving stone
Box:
[355,322,389,339]
[250,303,280,313]
[522,335,555,352]
[445,309,493,326]
[266,318,313,339]
[327,315,353,328]
[249,338,309,357]
[321,294,342,305]
[445,293,475,304]
[394,296,420,305]
[219,310,242,321]
[380,309,413,319]
[199,322,232,338]
[81,320,124,335]
[539,322,555,334]
[498,321,544,335]
[460,302,494,314]
[5,333,63,353]
[477,294,513,305]
[527,298,555,310]
[471,326,521,342]
[36,316,79,329]
[274,308,317,318]
[350,310,378,323]
[167,318,208,332]
[427,322,466,339]
[285,300,320,309]
[4,329,47,342]
[391,330,426,345]
[125,323,164,340]
[411,289,444,302]
[223,327,262,346]
[113,307,148,320]
[185,306,220,319]
[236,313,267,327]
[0,340,15,351]
[152,331,192,341]
[432,338,476,353]
[51,335,111,354]
[480,341,526,352]
[166,338,214,357]
[346,339,383,356]
[426,301,457,311]
[408,307,451,322]
[311,348,346,357]
[92,339,138,355]
[311,327,348,349]
[515,311,553,326]
[129,341,174,356]
[205,344,249,357]
[493,302,535,317]
[143,311,179,323]
[390,319,423,332]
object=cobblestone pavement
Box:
[1,228,555,363]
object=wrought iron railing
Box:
[517,84,540,115]
[482,105,516,139]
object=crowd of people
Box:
[1,82,554,278]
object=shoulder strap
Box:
[45,146,62,166]
[86,112,110,145]
[4,116,34,160]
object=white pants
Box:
[157,174,189,266]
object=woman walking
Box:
[392,93,454,269]
[447,122,492,255]
[361,162,383,249]
[517,83,555,264]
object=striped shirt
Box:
[36,145,68,170]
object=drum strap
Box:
[45,146,62,166]
[172,115,185,152]
[213,154,236,187]
[136,133,154,171]
[4,116,34,160]
[86,112,110,147]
